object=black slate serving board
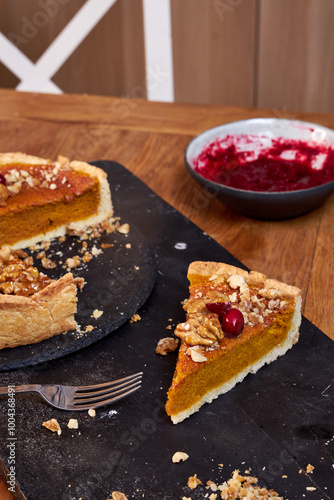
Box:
[0,161,333,500]
[0,219,156,371]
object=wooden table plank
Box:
[305,197,334,334]
[0,477,13,499]
[1,89,334,134]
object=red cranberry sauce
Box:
[193,135,334,192]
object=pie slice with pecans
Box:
[0,152,113,249]
[165,261,302,424]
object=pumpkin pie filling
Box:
[0,163,100,247]
[166,307,294,415]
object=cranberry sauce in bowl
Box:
[194,136,334,192]
[185,118,334,220]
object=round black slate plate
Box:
[0,223,156,371]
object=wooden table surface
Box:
[0,89,333,499]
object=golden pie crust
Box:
[165,261,302,424]
[0,271,83,349]
[0,152,113,249]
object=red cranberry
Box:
[221,308,244,337]
[0,174,7,186]
[206,301,231,317]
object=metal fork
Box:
[0,372,142,411]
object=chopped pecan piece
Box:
[156,337,179,355]
[129,313,141,323]
[172,451,189,463]
[175,315,222,346]
[187,474,202,490]
[43,418,61,435]
[0,247,53,296]
[186,347,207,362]
[41,257,57,269]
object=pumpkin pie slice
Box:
[165,261,302,424]
[0,152,113,249]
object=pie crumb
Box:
[41,256,56,269]
[306,464,314,473]
[92,309,103,319]
[206,480,218,491]
[110,492,128,500]
[187,474,202,490]
[117,223,130,234]
[66,255,81,268]
[84,325,94,332]
[67,418,78,429]
[73,277,85,291]
[82,251,93,263]
[43,418,61,435]
[88,408,96,417]
[91,245,102,256]
[218,470,284,499]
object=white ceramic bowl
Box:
[185,118,334,220]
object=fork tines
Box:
[73,372,143,408]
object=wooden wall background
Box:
[0,0,334,113]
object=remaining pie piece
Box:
[0,247,84,349]
[0,152,113,249]
[165,261,302,424]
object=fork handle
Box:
[0,384,42,395]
